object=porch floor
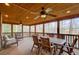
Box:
[0,37,79,55]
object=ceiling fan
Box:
[32,7,57,20]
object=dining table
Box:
[49,37,66,54]
[49,37,66,45]
[38,36,66,55]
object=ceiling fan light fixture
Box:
[41,14,46,19]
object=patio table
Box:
[49,37,66,55]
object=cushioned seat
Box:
[2,35,18,48]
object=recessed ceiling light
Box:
[4,14,8,18]
[5,3,10,6]
[66,11,71,13]
[26,16,29,19]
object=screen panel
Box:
[36,24,43,32]
[2,24,11,33]
[13,25,22,32]
[45,22,57,33]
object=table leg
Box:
[53,45,57,55]
[59,46,64,55]
[58,43,66,55]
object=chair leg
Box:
[59,43,66,55]
[17,43,18,46]
[16,42,18,46]
[40,47,44,55]
[73,51,75,55]
[37,46,41,55]
[59,47,64,55]
[67,51,75,55]
[37,47,39,54]
[73,53,75,55]
[49,48,53,55]
[4,42,7,48]
[50,50,52,55]
[68,52,71,55]
[31,44,34,52]
[53,46,56,55]
[39,46,42,55]
[66,47,70,53]
[59,50,63,55]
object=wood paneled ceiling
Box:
[0,3,79,25]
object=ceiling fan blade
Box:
[34,15,40,20]
[30,11,39,15]
[45,8,53,13]
[47,13,57,17]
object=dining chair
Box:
[31,35,41,54]
[40,37,55,54]
[63,38,78,55]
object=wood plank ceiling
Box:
[0,3,79,25]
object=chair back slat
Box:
[41,37,50,48]
[32,35,38,45]
[3,35,9,41]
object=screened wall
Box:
[13,25,22,32]
[30,25,35,36]
[36,24,43,32]
[23,26,29,32]
[2,17,79,35]
[2,24,11,36]
[30,25,35,32]
[60,17,79,34]
[45,22,57,33]
[23,26,29,37]
[2,24,11,33]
